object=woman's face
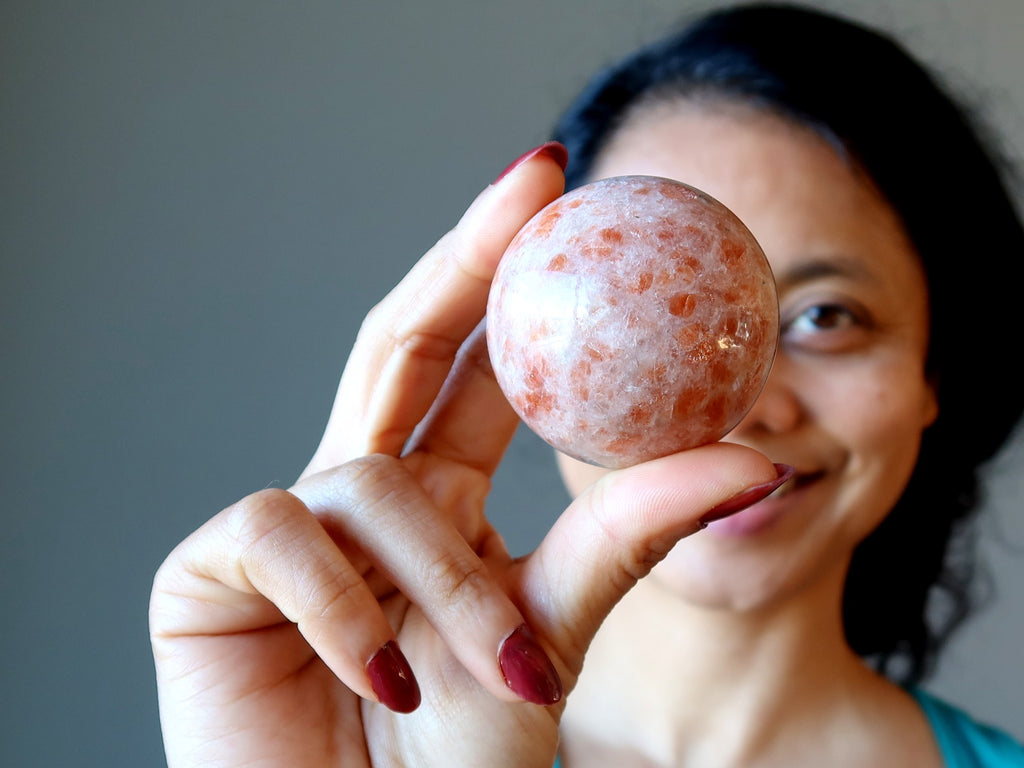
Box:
[556,100,938,610]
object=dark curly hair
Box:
[552,2,1024,684]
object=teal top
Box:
[552,688,1024,767]
[911,688,1024,767]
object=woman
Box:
[150,3,1024,765]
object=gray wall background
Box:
[3,1,1023,764]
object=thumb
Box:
[517,442,791,679]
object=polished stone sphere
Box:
[487,175,779,468]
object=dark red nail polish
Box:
[367,640,421,713]
[493,141,569,184]
[698,463,795,527]
[498,624,563,705]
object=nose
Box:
[728,356,803,436]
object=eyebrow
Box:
[773,255,880,291]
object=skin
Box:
[148,98,944,767]
[557,100,943,766]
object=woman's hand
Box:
[149,143,781,768]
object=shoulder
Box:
[911,688,1024,767]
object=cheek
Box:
[832,361,931,448]
[824,359,933,522]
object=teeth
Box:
[773,475,799,497]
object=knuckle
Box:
[337,451,398,478]
[356,299,390,343]
[226,489,316,585]
[225,489,367,628]
[424,550,492,606]
[356,273,468,366]
[332,453,428,521]
[586,481,629,550]
[299,564,364,625]
[396,329,463,363]
[228,488,304,545]
[442,227,493,284]
[335,453,406,501]
[587,482,659,589]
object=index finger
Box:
[303,143,567,477]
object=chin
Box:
[646,542,775,612]
[645,528,846,616]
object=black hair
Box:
[552,2,1024,684]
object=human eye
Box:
[780,299,871,352]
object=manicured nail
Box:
[698,464,795,527]
[498,624,563,705]
[367,640,421,713]
[493,141,569,184]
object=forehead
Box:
[590,100,865,223]
[588,98,922,289]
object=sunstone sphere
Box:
[486,175,779,469]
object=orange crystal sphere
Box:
[486,175,779,469]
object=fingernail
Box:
[498,624,563,705]
[698,463,795,527]
[367,640,421,713]
[493,141,569,184]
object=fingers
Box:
[304,143,567,477]
[152,451,565,719]
[150,487,422,713]
[401,319,521,474]
[292,454,563,706]
[517,443,791,676]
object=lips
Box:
[773,468,824,497]
[702,466,825,536]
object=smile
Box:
[774,468,825,497]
